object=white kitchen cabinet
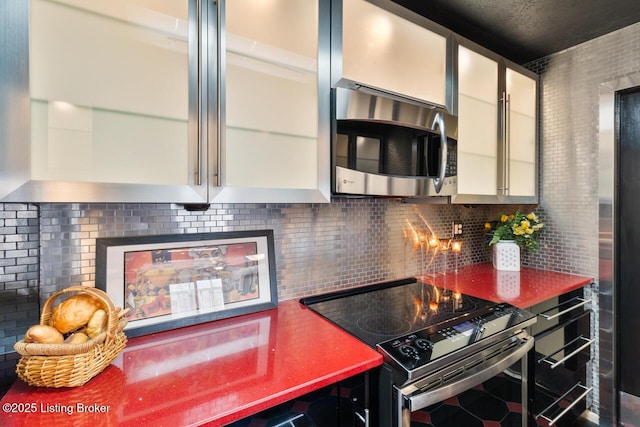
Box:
[0,0,330,204]
[456,45,499,196]
[452,40,538,204]
[215,0,330,203]
[2,0,205,203]
[505,67,537,197]
[332,0,451,109]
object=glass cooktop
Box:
[300,278,497,348]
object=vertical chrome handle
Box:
[213,0,223,187]
[432,113,447,194]
[196,0,203,186]
[505,93,511,195]
[498,91,507,194]
[189,0,204,186]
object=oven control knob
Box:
[415,338,431,350]
[399,345,419,358]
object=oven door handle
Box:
[405,335,534,412]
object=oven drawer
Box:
[395,332,533,426]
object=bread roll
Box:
[24,325,64,344]
[86,309,107,338]
[51,294,103,334]
[64,332,89,344]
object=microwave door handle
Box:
[432,113,447,193]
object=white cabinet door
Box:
[506,67,537,197]
[3,0,329,204]
[457,45,499,196]
[453,41,538,204]
[20,0,206,203]
[0,0,207,202]
[217,0,330,203]
[337,0,448,107]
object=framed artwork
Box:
[95,230,278,337]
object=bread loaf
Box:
[51,294,103,334]
[24,325,64,344]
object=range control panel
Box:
[377,304,521,372]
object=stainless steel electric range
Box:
[301,277,536,427]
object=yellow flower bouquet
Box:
[484,211,544,252]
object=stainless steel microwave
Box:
[332,87,458,198]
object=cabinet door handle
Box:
[498,91,508,194]
[505,93,511,195]
[538,297,589,320]
[539,336,595,369]
[355,408,369,427]
[213,0,223,188]
[536,383,592,426]
[189,0,205,186]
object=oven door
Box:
[393,331,534,427]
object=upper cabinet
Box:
[0,0,330,203]
[216,0,330,203]
[2,0,206,203]
[331,0,452,110]
[452,39,538,204]
[456,45,499,198]
[505,67,537,198]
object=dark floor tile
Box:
[482,375,522,403]
[410,410,434,427]
[457,388,510,421]
[430,403,484,427]
[420,401,446,413]
[500,411,523,427]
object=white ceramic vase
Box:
[492,240,521,271]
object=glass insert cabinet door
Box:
[457,44,499,196]
[505,67,537,197]
[14,0,330,203]
[339,0,447,107]
[27,0,206,202]
[220,0,327,200]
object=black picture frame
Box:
[95,230,278,338]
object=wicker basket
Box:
[14,286,128,388]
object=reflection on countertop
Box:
[418,263,593,308]
[0,300,382,427]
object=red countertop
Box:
[0,300,382,427]
[419,264,593,309]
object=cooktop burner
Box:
[357,314,411,336]
[301,278,493,348]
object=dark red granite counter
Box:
[419,264,593,309]
[0,300,382,427]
